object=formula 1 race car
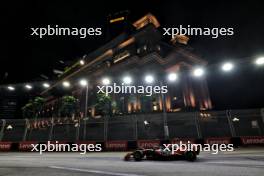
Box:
[124,144,200,162]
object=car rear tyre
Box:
[185,151,197,161]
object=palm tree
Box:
[95,93,113,116]
[59,95,79,118]
[22,97,44,119]
[58,95,79,139]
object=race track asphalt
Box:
[0,147,263,176]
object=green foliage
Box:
[111,100,119,114]
[59,95,79,117]
[22,101,34,118]
[22,97,45,119]
[95,93,112,116]
[33,97,45,112]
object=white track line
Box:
[49,166,147,176]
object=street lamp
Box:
[123,76,132,84]
[79,59,85,65]
[144,73,171,139]
[102,77,111,85]
[192,67,205,77]
[79,79,89,140]
[144,75,154,84]
[79,79,88,86]
[144,73,169,139]
[167,73,178,82]
[160,80,169,140]
[255,57,264,66]
[221,62,234,72]
[143,120,150,129]
[25,84,33,90]
[6,124,13,130]
[7,86,15,91]
[232,117,240,122]
[144,120,150,125]
[163,72,178,139]
[62,81,70,88]
[43,83,50,88]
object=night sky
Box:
[2,0,264,110]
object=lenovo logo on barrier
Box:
[19,142,38,151]
[241,136,264,144]
[105,141,127,150]
[206,137,231,145]
[137,140,160,148]
[0,142,12,151]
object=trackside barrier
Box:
[0,142,12,151]
[205,137,231,145]
[76,141,96,145]
[48,141,68,145]
[105,141,128,151]
[19,141,38,151]
[137,140,160,148]
[171,138,195,144]
[241,136,264,145]
[1,137,264,152]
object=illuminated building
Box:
[41,14,212,118]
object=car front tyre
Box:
[133,151,143,161]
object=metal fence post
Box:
[49,117,54,141]
[23,119,29,141]
[0,119,6,141]
[194,112,202,138]
[159,81,169,140]
[134,115,138,141]
[226,110,236,137]
[104,116,108,141]
[76,117,80,141]
[83,118,87,140]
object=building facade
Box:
[40,14,212,118]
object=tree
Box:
[22,97,45,119]
[59,95,79,117]
[22,101,34,118]
[95,93,113,116]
